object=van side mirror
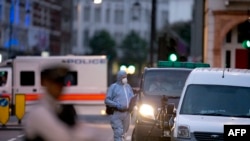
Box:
[167,103,175,115]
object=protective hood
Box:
[116,70,127,84]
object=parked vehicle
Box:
[0,55,108,116]
[172,68,250,141]
[132,61,210,141]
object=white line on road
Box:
[17,134,24,138]
[7,138,16,141]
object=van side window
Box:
[20,71,35,86]
[40,71,78,86]
[0,71,8,86]
[64,71,77,86]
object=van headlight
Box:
[177,125,190,138]
[139,104,155,120]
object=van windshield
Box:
[0,71,8,87]
[180,84,250,118]
[143,69,191,97]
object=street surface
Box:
[0,111,135,141]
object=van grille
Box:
[194,132,223,141]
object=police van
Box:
[172,68,250,141]
[0,55,108,118]
[132,61,210,141]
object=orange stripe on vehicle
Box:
[25,94,41,101]
[59,94,106,101]
[25,93,106,101]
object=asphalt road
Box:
[0,115,135,141]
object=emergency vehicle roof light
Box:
[157,61,210,68]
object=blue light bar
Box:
[157,61,210,68]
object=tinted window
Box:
[143,69,191,96]
[20,71,35,86]
[64,71,78,86]
[180,84,250,117]
[0,71,8,86]
[40,71,78,86]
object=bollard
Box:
[15,94,25,124]
[0,98,10,126]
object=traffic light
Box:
[169,53,177,62]
[167,38,178,62]
[157,34,178,62]
[242,40,250,48]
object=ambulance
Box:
[0,55,108,117]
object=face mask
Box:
[122,78,128,84]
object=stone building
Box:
[204,0,250,68]
[0,0,73,60]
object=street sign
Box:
[0,98,8,107]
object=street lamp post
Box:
[150,0,157,67]
[133,0,157,67]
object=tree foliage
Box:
[89,30,116,60]
[170,21,191,45]
[119,31,148,65]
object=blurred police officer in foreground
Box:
[23,64,101,141]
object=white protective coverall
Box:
[105,70,134,141]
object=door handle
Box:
[33,89,37,92]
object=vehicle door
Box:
[0,67,12,99]
[13,62,40,105]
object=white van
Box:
[172,68,250,141]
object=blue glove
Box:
[116,104,123,110]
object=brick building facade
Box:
[204,0,250,68]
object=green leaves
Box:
[89,30,116,60]
[119,31,148,64]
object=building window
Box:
[15,0,20,24]
[225,30,232,43]
[73,5,77,21]
[145,9,150,22]
[225,50,231,68]
[161,10,169,25]
[106,8,110,23]
[72,30,77,46]
[83,6,90,22]
[20,9,26,26]
[94,7,101,22]
[20,71,35,86]
[83,29,89,46]
[237,21,250,43]
[114,9,123,24]
[0,4,2,21]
